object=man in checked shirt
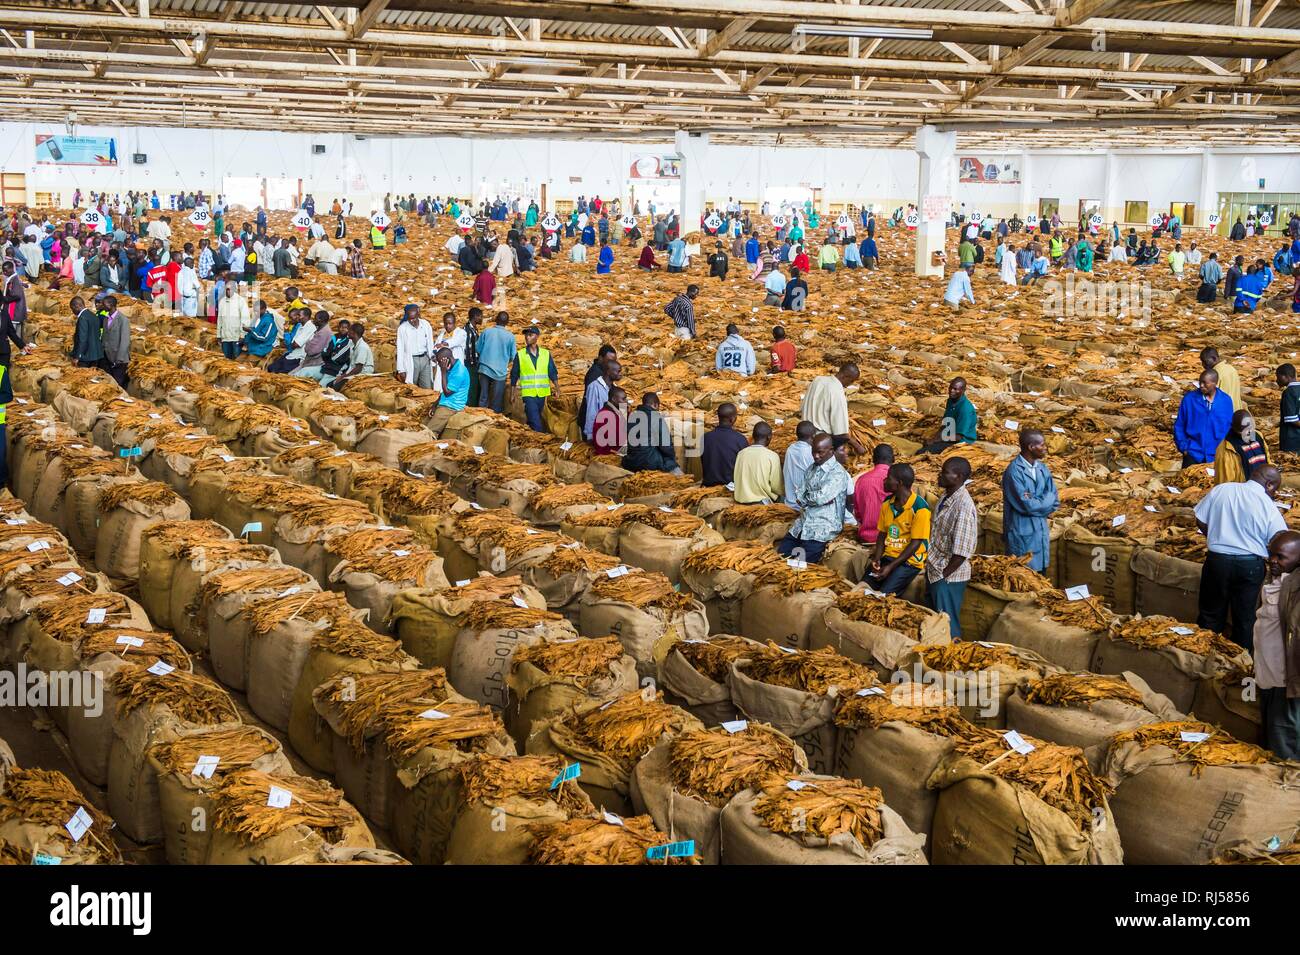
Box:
[926,457,979,637]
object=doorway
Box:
[1078,199,1101,226]
[0,172,26,206]
[1170,202,1195,227]
[1038,197,1060,221]
[540,183,547,214]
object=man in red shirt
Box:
[472,267,496,306]
[852,444,895,543]
[146,257,181,311]
[769,325,797,373]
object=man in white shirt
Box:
[19,237,42,279]
[395,303,436,388]
[147,216,172,250]
[490,241,517,278]
[1257,530,1300,759]
[570,239,587,264]
[445,233,465,258]
[308,237,337,274]
[944,265,975,311]
[715,324,756,376]
[176,257,201,317]
[782,420,816,510]
[309,219,326,241]
[1194,464,1287,652]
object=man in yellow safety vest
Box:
[509,325,557,432]
[0,360,10,485]
[370,223,387,250]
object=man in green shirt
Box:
[921,377,978,453]
[958,237,976,267]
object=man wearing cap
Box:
[510,325,557,433]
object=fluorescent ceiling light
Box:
[1096,81,1176,92]
[793,25,933,39]
[490,57,583,67]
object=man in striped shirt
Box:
[926,456,979,637]
[664,285,698,339]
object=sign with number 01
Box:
[836,214,851,228]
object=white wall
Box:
[4,120,1300,228]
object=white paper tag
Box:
[473,446,485,455]
[220,455,235,462]
[147,660,175,676]
[559,441,573,451]
[1119,467,1132,474]
[1003,729,1036,755]
[1004,420,1019,431]
[786,779,810,791]
[606,565,630,578]
[191,755,220,779]
[455,579,472,587]
[4,519,26,525]
[1179,731,1211,743]
[115,635,145,648]
[658,505,674,512]
[1050,426,1066,433]
[601,810,625,826]
[872,418,887,427]
[57,572,82,587]
[1064,585,1091,601]
[606,503,623,511]
[786,558,808,569]
[725,482,735,492]
[65,806,93,843]
[976,641,995,648]
[1144,505,1159,513]
[720,720,748,734]
[85,608,107,624]
[266,785,293,808]
[1111,515,1126,527]
[436,442,449,449]
[418,708,450,720]
[26,540,50,552]
[855,686,886,697]
[1168,626,1196,636]
[1165,486,1181,495]
[278,586,302,598]
[240,522,262,536]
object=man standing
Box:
[428,347,470,436]
[395,303,436,389]
[1279,363,1300,454]
[921,377,978,453]
[708,241,728,281]
[1001,428,1060,574]
[701,403,749,488]
[1266,531,1300,758]
[0,261,27,343]
[1174,369,1233,467]
[69,296,104,368]
[1201,347,1243,413]
[800,363,866,455]
[475,312,516,414]
[100,296,131,387]
[853,444,894,544]
[763,266,787,307]
[769,326,796,373]
[775,433,851,565]
[781,267,809,312]
[667,233,687,273]
[926,457,979,637]
[1194,465,1287,652]
[783,421,816,510]
[715,324,755,376]
[865,462,931,596]
[664,285,698,340]
[509,325,557,433]
[583,359,621,442]
[732,422,783,504]
[1214,410,1269,484]
[623,392,683,475]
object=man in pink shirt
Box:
[852,444,895,543]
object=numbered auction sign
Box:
[457,213,475,231]
[291,211,313,230]
[577,213,590,230]
[1207,213,1222,226]
[970,211,983,223]
[370,211,390,229]
[1089,213,1103,226]
[771,215,787,229]
[836,214,851,228]
[1260,212,1274,226]
[620,214,637,230]
[541,214,560,232]
[1150,214,1164,227]
[904,212,919,228]
[189,208,210,227]
[80,210,104,232]
[1025,214,1039,227]
[703,213,722,231]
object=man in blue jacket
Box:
[1001,429,1060,574]
[1175,369,1234,467]
[745,232,761,265]
[1234,265,1268,313]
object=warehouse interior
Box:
[0,0,1299,882]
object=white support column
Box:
[914,125,957,278]
[1019,150,1034,219]
[1102,150,1119,225]
[1197,148,1218,229]
[675,129,708,228]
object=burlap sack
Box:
[1089,627,1235,713]
[679,563,758,635]
[1060,525,1138,615]
[64,474,141,558]
[987,597,1103,671]
[715,511,794,544]
[739,585,838,651]
[170,550,284,653]
[95,490,192,582]
[657,640,762,727]
[727,662,841,775]
[387,582,549,668]
[328,558,450,636]
[448,618,579,710]
[247,614,341,733]
[277,845,409,865]
[1102,737,1300,864]
[1004,672,1183,771]
[928,752,1124,865]
[585,459,632,498]
[356,425,431,469]
[897,642,1057,730]
[578,592,708,680]
[149,722,293,866]
[558,517,622,555]
[137,524,233,631]
[445,790,588,866]
[106,708,185,845]
[205,580,320,692]
[272,515,372,586]
[1131,546,1201,623]
[957,582,1028,643]
[823,537,875,583]
[205,800,374,866]
[718,781,928,865]
[1190,674,1261,746]
[616,521,724,585]
[809,605,951,677]
[505,652,639,749]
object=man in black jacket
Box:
[623,392,683,475]
[457,239,485,275]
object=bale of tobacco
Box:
[1090,615,1251,713]
[146,722,293,865]
[714,503,798,545]
[959,555,1055,642]
[505,636,639,749]
[559,502,650,556]
[0,765,122,865]
[443,754,595,865]
[728,643,881,776]
[198,564,320,690]
[91,480,192,583]
[526,690,704,815]
[833,681,975,844]
[986,587,1117,671]
[325,531,449,635]
[616,509,725,585]
[1190,666,1261,747]
[719,775,927,865]
[104,664,240,844]
[616,470,699,508]
[1005,672,1183,771]
[739,561,851,652]
[269,495,377,585]
[577,568,708,679]
[526,482,610,528]
[630,723,808,864]
[387,575,548,668]
[897,640,1059,730]
[471,458,559,517]
[206,769,375,865]
[927,726,1123,865]
[809,589,951,677]
[658,635,765,726]
[137,519,234,630]
[1058,521,1141,616]
[526,813,696,865]
[447,601,580,710]
[168,543,285,652]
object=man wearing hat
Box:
[510,325,558,432]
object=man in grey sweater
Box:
[99,295,131,386]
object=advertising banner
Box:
[35,134,118,166]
